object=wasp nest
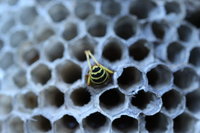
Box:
[0,0,200,133]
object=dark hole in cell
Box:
[23,48,39,65]
[62,115,79,129]
[74,2,94,20]
[13,70,27,88]
[152,21,168,40]
[101,0,121,17]
[185,9,200,28]
[8,117,24,133]
[22,92,38,109]
[31,115,52,132]
[20,6,38,25]
[189,47,200,67]
[177,24,192,42]
[165,1,181,14]
[186,89,200,113]
[62,23,78,41]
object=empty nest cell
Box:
[45,41,64,62]
[131,90,156,110]
[62,22,78,41]
[19,6,38,25]
[129,39,150,61]
[151,20,169,40]
[70,87,91,107]
[69,37,95,62]
[112,115,138,133]
[9,30,28,47]
[167,42,185,63]
[173,67,198,90]
[173,113,197,133]
[145,113,169,132]
[185,9,200,28]
[0,18,15,34]
[86,15,107,37]
[99,88,125,111]
[129,0,157,19]
[177,24,192,42]
[186,89,200,115]
[57,61,82,84]
[13,70,27,88]
[114,16,137,40]
[117,66,142,90]
[7,117,24,133]
[189,47,200,67]
[101,0,121,17]
[22,48,39,65]
[164,1,181,14]
[36,27,54,43]
[83,112,109,132]
[29,115,52,132]
[0,52,14,70]
[74,1,94,20]
[0,94,12,115]
[31,64,51,85]
[40,86,64,108]
[147,65,172,90]
[48,3,69,23]
[102,39,122,62]
[54,114,79,133]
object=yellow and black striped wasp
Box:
[85,50,114,86]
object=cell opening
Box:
[7,117,24,133]
[165,1,181,14]
[0,95,12,115]
[30,115,52,132]
[117,67,142,90]
[0,39,3,50]
[31,64,51,85]
[74,2,94,20]
[48,3,69,22]
[101,0,121,17]
[62,22,78,41]
[70,88,91,106]
[87,15,107,37]
[174,67,198,90]
[189,47,200,67]
[99,88,125,110]
[55,115,79,132]
[112,115,138,132]
[36,28,54,43]
[152,21,168,39]
[19,92,38,109]
[173,113,197,132]
[102,39,122,62]
[10,30,28,47]
[162,90,182,111]
[0,18,15,34]
[177,24,192,42]
[57,61,82,84]
[186,89,200,114]
[41,86,64,108]
[114,16,137,40]
[20,6,38,25]
[131,90,155,110]
[22,48,39,65]
[0,52,14,70]
[185,9,200,28]
[167,42,185,63]
[45,42,64,62]
[129,39,150,61]
[147,65,172,89]
[129,0,156,19]
[145,113,168,132]
[13,70,27,88]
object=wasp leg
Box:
[99,64,114,74]
[87,74,91,86]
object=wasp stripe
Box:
[92,66,100,72]
[91,72,108,84]
[91,68,104,77]
[91,69,106,80]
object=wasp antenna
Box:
[85,50,92,70]
[87,50,99,65]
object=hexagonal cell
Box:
[0,18,15,34]
[0,52,14,70]
[167,42,185,63]
[70,87,91,107]
[101,0,121,17]
[22,48,39,65]
[36,27,54,43]
[177,24,192,42]
[147,65,172,90]
[114,16,137,40]
[112,115,138,133]
[10,30,28,47]
[31,64,51,85]
[54,114,79,133]
[145,113,169,132]
[129,39,150,61]
[129,0,157,19]
[45,41,64,62]
[173,113,197,133]
[29,115,52,132]
[40,86,64,108]
[185,9,200,28]
[151,20,169,40]
[83,112,110,133]
[0,94,12,115]
[62,22,78,41]
[57,61,82,84]
[117,67,142,90]
[131,90,157,110]
[189,47,200,67]
[86,15,107,37]
[102,38,122,62]
[7,117,24,133]
[19,6,38,25]
[13,70,27,88]
[48,3,69,23]
[99,88,125,113]
[174,67,199,90]
[69,37,95,62]
[74,1,94,20]
[165,1,181,14]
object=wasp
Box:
[85,50,114,86]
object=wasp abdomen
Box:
[90,66,109,85]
